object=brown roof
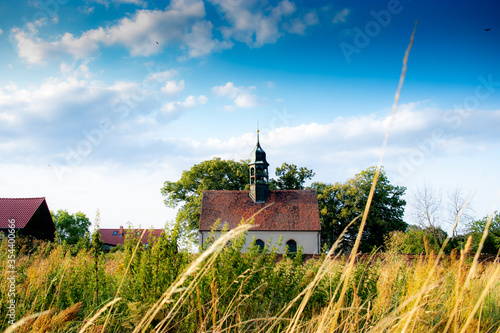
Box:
[0,197,47,228]
[99,227,164,246]
[199,190,321,231]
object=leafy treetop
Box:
[51,210,91,245]
[312,166,407,252]
[161,158,249,235]
[270,163,315,190]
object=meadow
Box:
[1,224,499,333]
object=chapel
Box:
[198,131,321,254]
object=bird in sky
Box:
[156,41,159,44]
[484,28,491,31]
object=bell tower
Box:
[249,130,270,203]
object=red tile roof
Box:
[199,190,321,231]
[99,227,165,246]
[0,197,47,229]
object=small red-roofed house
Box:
[199,132,321,254]
[98,226,164,251]
[0,197,56,241]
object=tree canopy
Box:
[51,210,91,245]
[161,158,250,238]
[312,166,407,252]
[385,225,449,254]
[270,163,315,190]
[162,160,407,251]
[467,211,500,254]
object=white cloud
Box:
[0,73,177,165]
[161,79,185,95]
[283,11,319,35]
[211,0,297,47]
[212,81,240,97]
[177,103,500,181]
[182,20,232,58]
[332,8,350,24]
[234,92,258,108]
[60,60,93,79]
[211,82,259,110]
[12,0,227,64]
[146,69,177,83]
[12,27,106,64]
[162,94,208,113]
[0,28,3,35]
[78,6,95,14]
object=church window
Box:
[255,239,265,252]
[286,239,297,253]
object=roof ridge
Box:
[0,197,46,200]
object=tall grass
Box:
[1,228,499,332]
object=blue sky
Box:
[1,0,499,232]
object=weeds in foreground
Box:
[1,230,499,332]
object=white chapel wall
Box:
[199,230,321,254]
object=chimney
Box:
[119,226,124,237]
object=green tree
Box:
[385,225,448,254]
[161,158,249,240]
[467,211,500,255]
[312,166,407,252]
[51,210,91,245]
[270,163,315,190]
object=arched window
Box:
[286,239,297,253]
[255,239,265,252]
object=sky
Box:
[1,0,499,233]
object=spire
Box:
[249,129,269,203]
[250,130,269,166]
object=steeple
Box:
[249,130,270,203]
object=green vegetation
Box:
[161,158,249,240]
[1,226,499,332]
[269,162,315,190]
[467,211,500,255]
[312,166,407,252]
[51,210,91,246]
[162,159,406,252]
[385,212,500,256]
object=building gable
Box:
[0,197,56,241]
